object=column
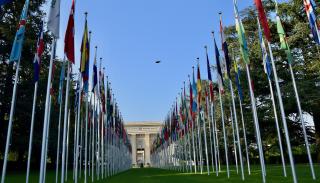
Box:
[145,134,150,166]
[131,134,136,166]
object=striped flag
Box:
[257,18,272,79]
[254,0,271,42]
[9,0,29,62]
[80,18,90,93]
[303,0,320,44]
[233,0,250,64]
[34,22,44,82]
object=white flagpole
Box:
[267,41,297,183]
[65,108,71,182]
[73,106,78,180]
[75,72,82,183]
[210,102,219,176]
[39,39,57,183]
[85,78,89,183]
[55,60,65,183]
[229,105,239,174]
[245,64,266,183]
[201,111,210,175]
[43,94,53,182]
[206,95,215,173]
[92,91,95,182]
[268,78,287,177]
[26,60,39,183]
[238,98,250,174]
[1,60,21,183]
[218,88,229,178]
[289,63,316,179]
[229,81,244,179]
[61,60,71,183]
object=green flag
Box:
[276,15,293,64]
[233,1,250,64]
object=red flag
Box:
[64,0,75,63]
[254,0,271,42]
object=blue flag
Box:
[206,47,212,81]
[257,18,272,79]
[0,0,13,6]
[10,0,29,62]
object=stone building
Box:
[124,122,162,167]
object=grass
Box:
[2,164,320,182]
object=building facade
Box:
[124,122,162,167]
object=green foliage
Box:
[0,0,77,170]
[222,0,320,161]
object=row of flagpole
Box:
[1,0,132,183]
[151,0,318,182]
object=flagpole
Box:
[75,72,82,183]
[229,80,244,179]
[229,105,239,174]
[55,60,65,183]
[26,76,38,183]
[218,88,229,178]
[245,63,266,183]
[289,63,316,179]
[43,94,53,181]
[64,108,70,181]
[206,94,215,173]
[1,59,21,183]
[189,74,197,174]
[38,38,56,183]
[84,29,92,183]
[210,102,219,176]
[266,41,297,183]
[61,59,71,183]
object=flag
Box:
[276,15,293,64]
[234,1,250,64]
[0,0,12,6]
[220,14,231,79]
[303,0,320,44]
[254,0,271,42]
[58,62,65,104]
[100,69,106,113]
[9,0,29,62]
[47,0,60,38]
[80,18,90,93]
[34,22,44,82]
[206,47,212,81]
[234,60,244,102]
[257,18,272,79]
[92,48,98,92]
[192,69,198,113]
[214,36,224,91]
[64,0,75,64]
[197,63,203,110]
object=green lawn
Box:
[2,164,320,182]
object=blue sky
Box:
[52,0,264,122]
